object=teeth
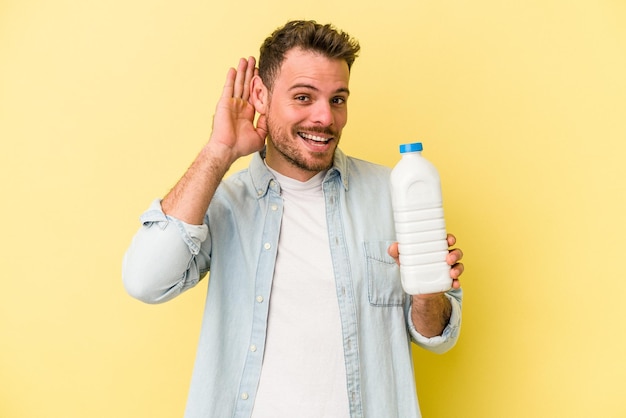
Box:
[300,132,329,142]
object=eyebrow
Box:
[288,83,350,96]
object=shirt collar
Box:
[248,147,349,199]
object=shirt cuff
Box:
[139,198,209,255]
[408,290,462,352]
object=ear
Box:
[250,75,269,115]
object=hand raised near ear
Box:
[209,56,267,162]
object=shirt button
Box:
[241,392,249,400]
[264,243,271,250]
[257,189,263,196]
[256,295,264,303]
[250,344,257,352]
[271,204,278,211]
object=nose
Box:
[311,101,334,126]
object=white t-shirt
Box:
[251,168,350,418]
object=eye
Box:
[294,95,310,102]
[332,96,347,105]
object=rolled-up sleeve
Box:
[408,288,463,354]
[122,199,210,304]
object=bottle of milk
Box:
[390,142,452,295]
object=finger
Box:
[221,67,237,99]
[447,233,456,247]
[387,242,400,265]
[233,57,248,99]
[450,262,464,279]
[242,56,256,102]
[447,248,463,265]
[446,250,462,267]
[387,242,398,257]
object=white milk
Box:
[390,142,452,295]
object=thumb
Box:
[387,242,400,265]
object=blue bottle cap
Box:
[399,142,423,153]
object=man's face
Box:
[263,48,350,181]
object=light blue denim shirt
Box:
[123,148,462,418]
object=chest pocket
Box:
[364,241,405,307]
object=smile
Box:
[298,132,332,144]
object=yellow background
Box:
[1,0,625,417]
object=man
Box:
[123,20,464,418]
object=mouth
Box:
[298,131,333,146]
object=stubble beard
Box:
[265,114,340,175]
